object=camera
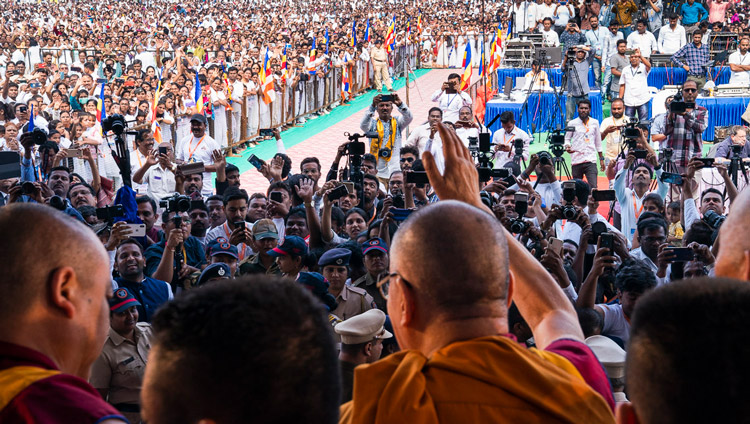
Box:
[299,73,310,82]
[538,150,553,165]
[48,195,66,211]
[30,128,47,145]
[660,147,673,162]
[549,130,566,157]
[160,194,191,213]
[96,205,125,222]
[509,193,530,234]
[378,148,392,159]
[513,138,524,157]
[392,194,404,208]
[669,90,696,114]
[480,190,494,209]
[21,181,36,195]
[561,181,578,220]
[703,209,726,229]
[731,144,743,156]
[102,114,126,135]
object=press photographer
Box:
[664,80,708,175]
[359,93,413,183]
[564,99,605,189]
[564,46,593,121]
[430,74,472,123]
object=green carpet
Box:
[229,68,432,174]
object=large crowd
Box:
[1,0,750,423]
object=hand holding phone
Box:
[248,154,265,171]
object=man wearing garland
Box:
[360,94,413,184]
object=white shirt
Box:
[142,164,177,202]
[613,167,667,245]
[541,29,560,47]
[175,133,219,196]
[491,126,531,167]
[205,223,255,261]
[455,127,479,148]
[406,123,437,154]
[619,63,650,107]
[564,117,602,165]
[129,149,149,195]
[626,31,658,58]
[535,3,557,27]
[728,50,750,85]
[599,303,631,344]
[600,116,626,160]
[230,79,245,108]
[658,24,687,54]
[430,89,472,123]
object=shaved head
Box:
[0,204,111,376]
[715,189,750,281]
[391,200,509,318]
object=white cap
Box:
[585,335,626,379]
[334,309,393,345]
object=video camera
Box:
[342,132,368,156]
[96,204,125,223]
[669,90,696,114]
[538,150,554,166]
[102,114,126,135]
[470,133,494,182]
[160,194,191,215]
[561,181,578,220]
[549,129,566,158]
[703,209,726,229]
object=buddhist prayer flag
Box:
[460,43,472,91]
[351,21,357,47]
[364,19,370,42]
[194,72,203,114]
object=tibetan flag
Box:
[351,21,357,47]
[459,43,472,91]
[341,64,351,99]
[97,82,106,123]
[194,72,203,114]
[325,28,330,55]
[364,18,370,43]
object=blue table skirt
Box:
[646,96,750,142]
[485,92,603,135]
[497,66,732,91]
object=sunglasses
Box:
[683,88,697,92]
[400,157,415,163]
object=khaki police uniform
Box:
[352,273,386,312]
[370,46,392,91]
[333,285,376,321]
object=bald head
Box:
[0,203,109,321]
[715,189,750,281]
[391,200,509,317]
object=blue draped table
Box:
[646,96,750,142]
[497,66,732,91]
[485,91,603,135]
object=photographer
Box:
[205,187,254,261]
[565,99,604,188]
[714,125,749,159]
[406,107,443,154]
[491,111,531,169]
[618,48,651,122]
[454,106,480,146]
[132,141,178,202]
[680,158,736,231]
[145,209,207,288]
[430,74,471,123]
[664,80,708,174]
[564,46,593,122]
[359,93,413,183]
[561,22,587,55]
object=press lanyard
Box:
[633,196,644,220]
[187,135,206,162]
[503,132,514,145]
[223,222,247,261]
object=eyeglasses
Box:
[683,88,697,93]
[376,272,413,300]
[400,157,415,163]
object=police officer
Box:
[197,263,233,286]
[352,238,390,311]
[335,309,393,403]
[370,39,392,91]
[319,248,376,321]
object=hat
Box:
[361,238,388,255]
[197,263,232,286]
[297,272,338,311]
[318,248,351,267]
[110,287,141,314]
[189,113,208,125]
[207,237,239,259]
[252,218,279,240]
[334,309,393,345]
[585,335,626,379]
[268,235,308,257]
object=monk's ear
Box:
[48,266,79,319]
[616,402,640,424]
[398,277,416,327]
[506,271,515,309]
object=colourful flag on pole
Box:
[459,43,472,91]
[262,48,276,104]
[351,21,357,47]
[384,16,395,53]
[28,104,34,132]
[151,80,163,144]
[417,14,422,37]
[194,72,203,114]
[479,39,486,79]
[281,44,288,81]
[309,38,317,75]
[407,18,411,41]
[97,82,106,123]
[325,28,330,55]
[341,64,351,100]
[364,18,370,43]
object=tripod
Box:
[728,150,749,188]
[552,154,573,180]
[651,149,680,203]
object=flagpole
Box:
[405,20,410,108]
[481,0,487,110]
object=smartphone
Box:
[380,94,394,102]
[406,171,429,185]
[234,221,245,230]
[158,146,168,156]
[599,232,615,264]
[247,154,264,170]
[491,168,510,180]
[124,80,135,87]
[343,181,355,194]
[259,128,274,137]
[328,184,349,201]
[666,247,694,262]
[696,157,715,168]
[96,78,108,84]
[178,162,205,175]
[64,148,82,158]
[123,223,147,237]
[592,189,616,201]
[29,82,41,88]
[549,237,563,256]
[391,208,414,222]
[270,191,284,203]
[115,78,124,83]
[624,49,635,55]
[70,66,81,72]
[633,149,648,159]
[661,172,683,185]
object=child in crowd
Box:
[667,201,683,246]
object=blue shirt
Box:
[144,235,207,278]
[585,27,610,57]
[680,2,708,25]
[114,276,172,322]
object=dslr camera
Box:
[102,114,126,135]
[561,181,579,220]
[160,194,191,214]
[509,192,531,234]
[669,90,696,114]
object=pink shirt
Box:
[708,0,730,22]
